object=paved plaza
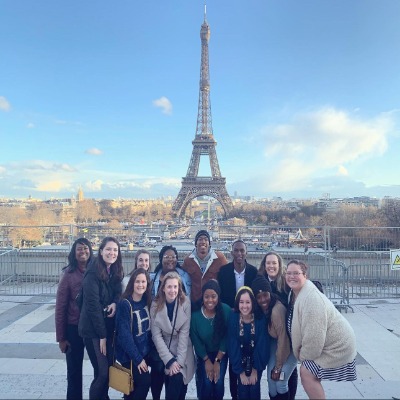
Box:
[0,295,399,399]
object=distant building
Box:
[77,187,84,202]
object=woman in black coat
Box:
[78,236,123,400]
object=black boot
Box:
[269,394,278,400]
[288,367,298,400]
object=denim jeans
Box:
[196,352,228,400]
[267,339,298,396]
[237,370,262,400]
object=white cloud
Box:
[85,148,103,156]
[261,107,394,192]
[153,96,172,115]
[85,180,103,191]
[0,96,11,112]
[337,165,348,176]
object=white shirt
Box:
[234,267,246,293]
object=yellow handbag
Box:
[109,299,134,395]
[109,361,133,395]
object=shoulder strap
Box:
[168,300,178,349]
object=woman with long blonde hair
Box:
[150,271,195,400]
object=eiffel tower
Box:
[172,6,233,219]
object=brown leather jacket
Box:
[181,249,227,303]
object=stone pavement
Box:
[0,295,399,399]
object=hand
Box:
[271,367,281,381]
[205,359,214,381]
[168,361,181,376]
[213,361,220,383]
[240,372,250,385]
[100,338,107,355]
[137,359,148,374]
[58,340,70,353]
[249,368,258,385]
[107,303,116,318]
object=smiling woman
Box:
[78,236,123,400]
[286,260,357,400]
[150,271,196,400]
[115,268,156,400]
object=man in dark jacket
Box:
[217,239,258,400]
[217,240,258,308]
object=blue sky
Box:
[1,0,400,200]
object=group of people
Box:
[55,230,357,400]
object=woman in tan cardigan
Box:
[286,260,356,400]
[252,275,297,400]
[150,271,195,400]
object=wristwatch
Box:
[215,358,221,363]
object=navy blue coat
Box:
[228,312,270,375]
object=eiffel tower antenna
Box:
[172,4,233,219]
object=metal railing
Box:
[1,246,399,307]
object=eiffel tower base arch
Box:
[172,178,233,219]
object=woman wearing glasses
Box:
[285,260,357,400]
[151,245,191,298]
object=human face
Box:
[137,253,150,271]
[162,250,177,272]
[133,273,147,300]
[265,254,280,280]
[232,242,246,267]
[196,235,210,259]
[238,292,253,317]
[163,278,179,303]
[100,241,119,267]
[203,289,218,313]
[75,243,90,265]
[256,292,271,314]
[285,263,306,295]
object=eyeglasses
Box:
[286,272,304,276]
[163,255,177,260]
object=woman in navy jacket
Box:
[228,286,270,400]
[115,268,153,400]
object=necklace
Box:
[201,306,215,325]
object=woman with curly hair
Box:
[190,279,231,400]
[55,238,93,400]
[252,275,297,400]
[151,245,191,298]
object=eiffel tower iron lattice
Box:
[172,7,233,218]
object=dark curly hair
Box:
[65,238,93,272]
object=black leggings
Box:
[84,337,113,400]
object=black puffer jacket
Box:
[78,262,122,339]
